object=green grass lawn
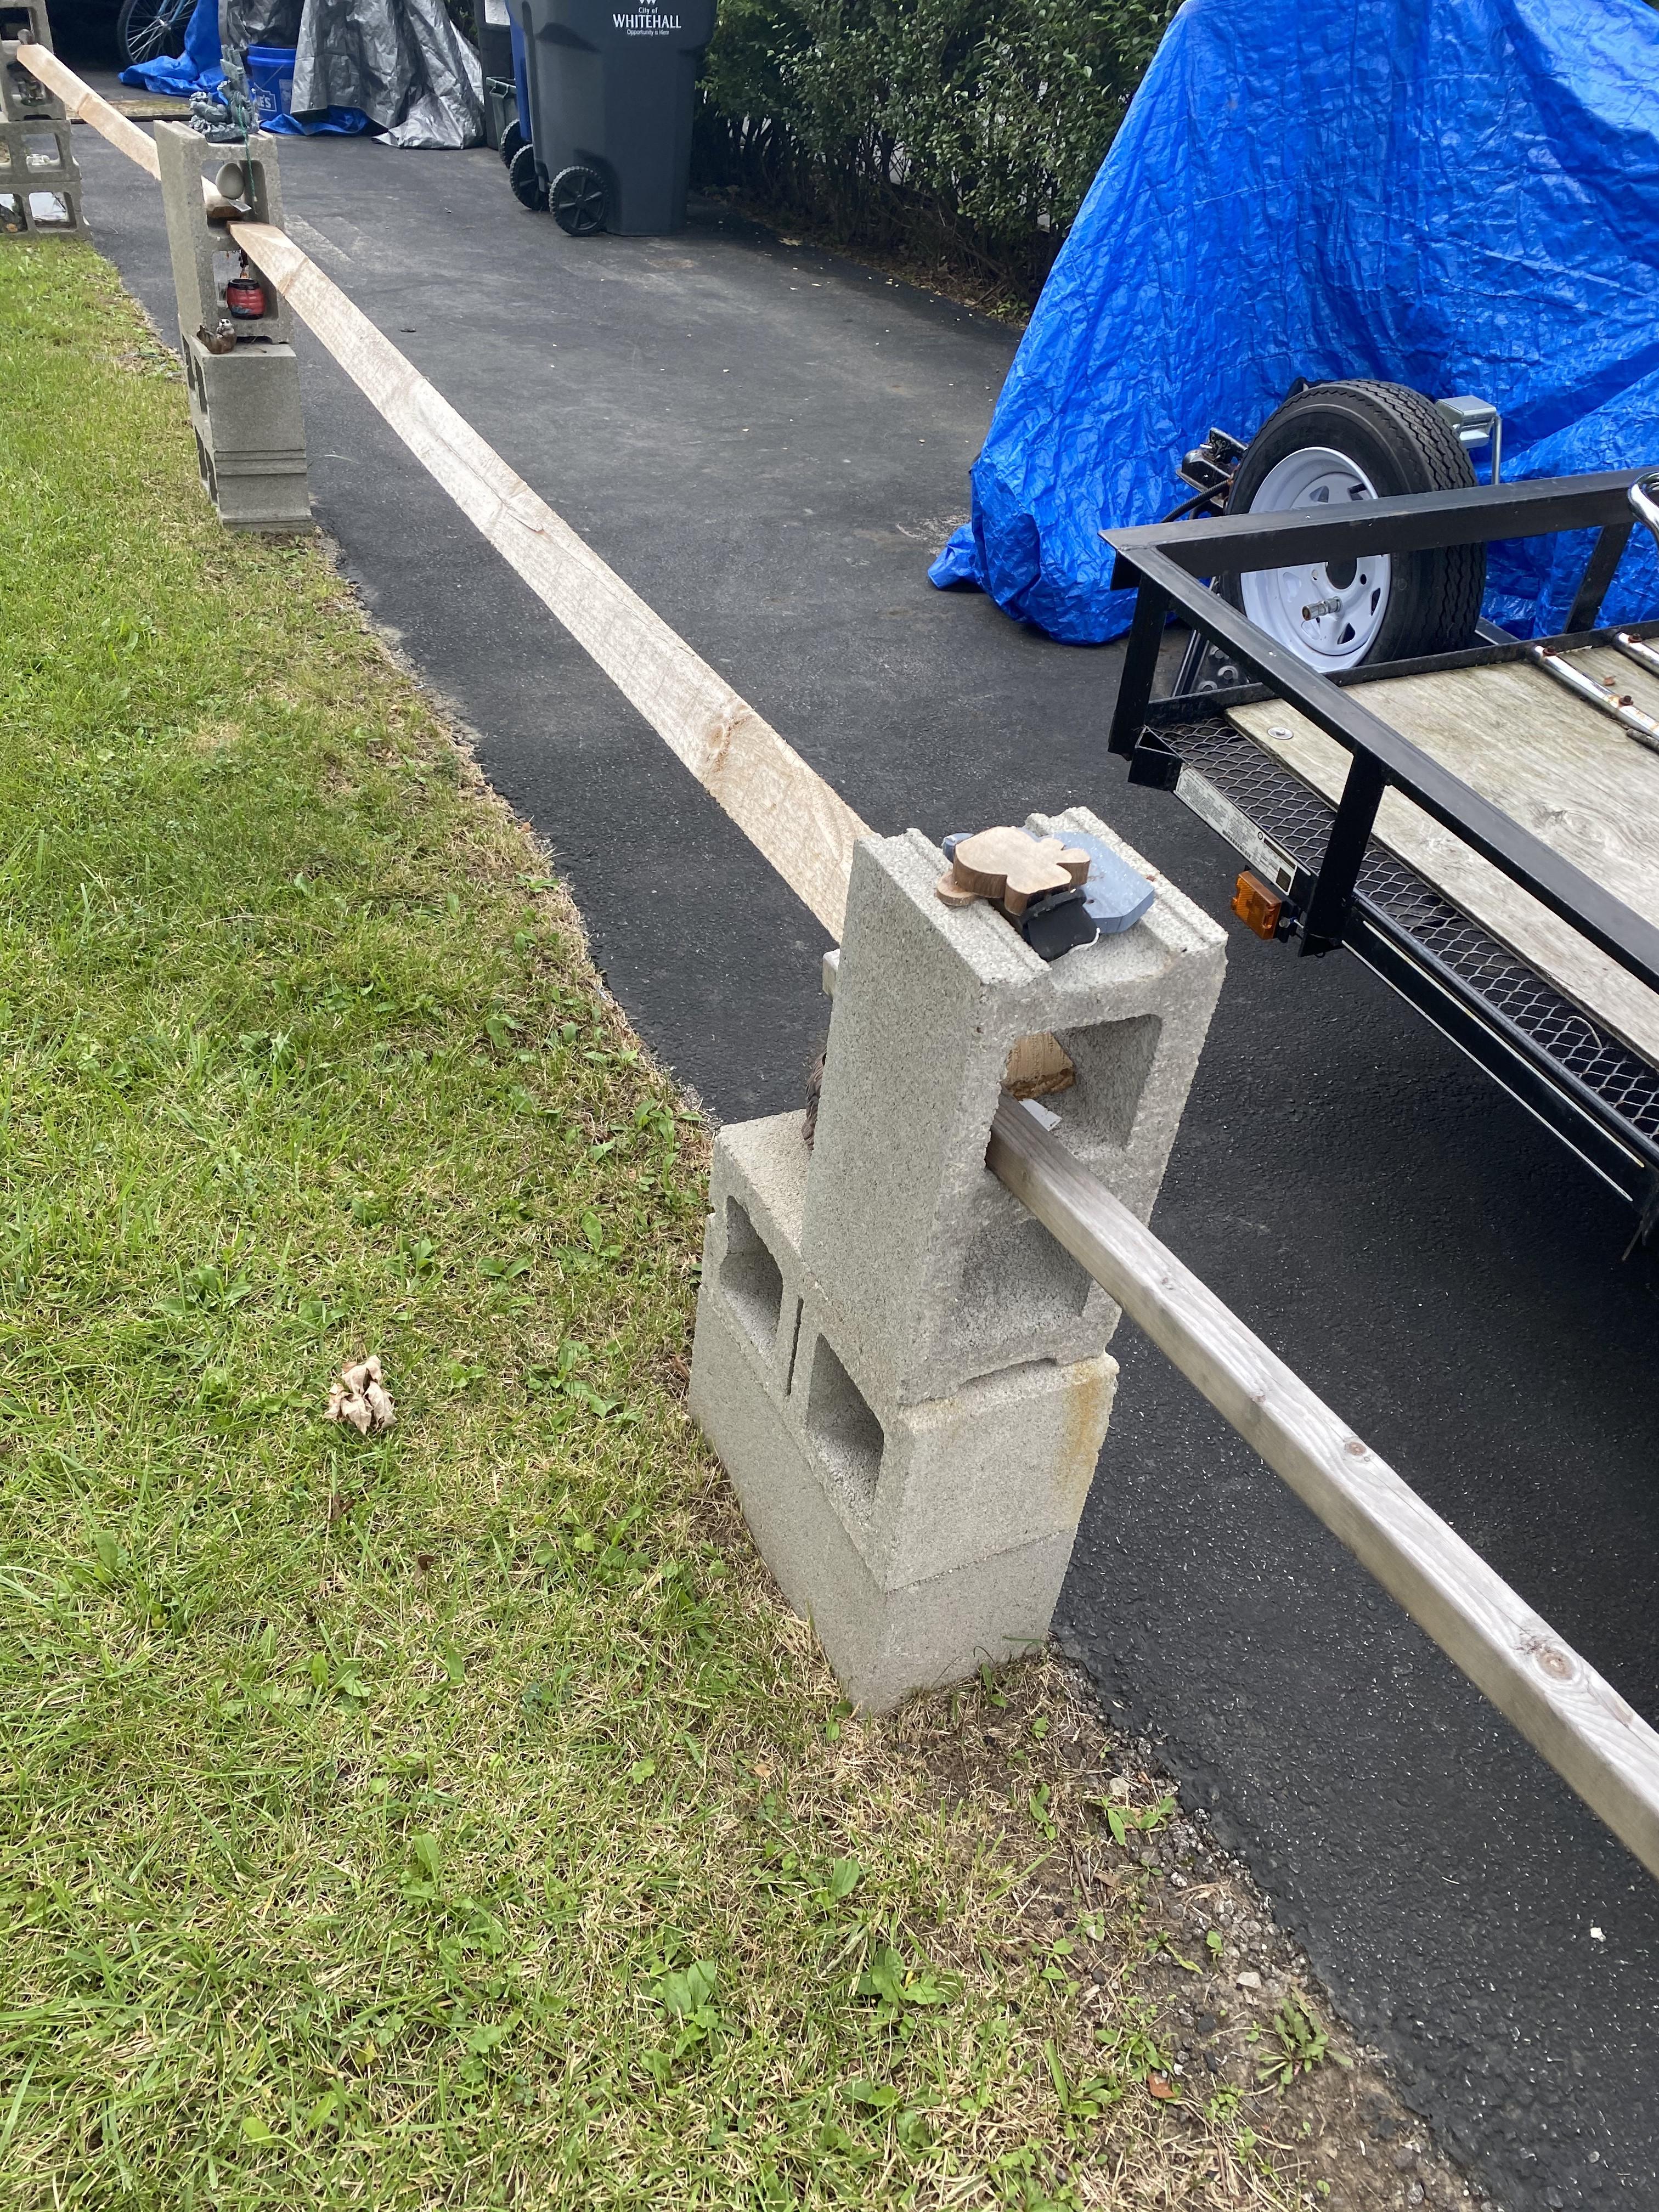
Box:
[0,240,1321,2211]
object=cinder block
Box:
[157,123,312,529]
[186,330,307,452]
[155,119,291,346]
[2,1,83,236]
[802,808,1225,1406]
[690,1240,1080,1712]
[183,330,312,532]
[0,177,81,236]
[690,1111,1115,1703]
[2,4,65,125]
[1,119,72,182]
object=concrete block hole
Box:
[1055,1011,1163,1152]
[804,1334,884,1517]
[719,1198,783,1357]
[956,1013,1166,1356]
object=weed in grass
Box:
[1250,1997,1352,2092]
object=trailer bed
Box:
[1228,649,1659,1066]
[1104,471,1659,1220]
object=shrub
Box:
[694,0,1175,305]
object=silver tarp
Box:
[222,0,483,148]
[222,0,301,43]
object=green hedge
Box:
[693,0,1174,305]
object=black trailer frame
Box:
[1104,470,1659,1221]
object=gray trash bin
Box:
[477,0,517,150]
[512,0,716,236]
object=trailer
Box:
[1104,388,1659,1242]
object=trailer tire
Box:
[1218,380,1486,670]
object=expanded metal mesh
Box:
[1167,719,1659,1144]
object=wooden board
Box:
[988,1093,1659,1882]
[17,43,160,177]
[18,42,871,943]
[1004,1032,1075,1098]
[1231,656,1659,1067]
[222,217,871,941]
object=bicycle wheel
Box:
[117,0,193,69]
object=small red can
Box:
[224,256,266,319]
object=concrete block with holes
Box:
[801,809,1226,1407]
[155,119,293,345]
[689,808,1223,1708]
[155,121,312,530]
[1,1,84,239]
[688,1113,1116,1710]
[184,330,312,530]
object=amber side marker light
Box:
[1231,870,1284,940]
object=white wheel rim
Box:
[1238,445,1391,670]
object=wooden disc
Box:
[950,827,1091,916]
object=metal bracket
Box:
[1435,393,1502,483]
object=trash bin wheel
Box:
[499,119,524,170]
[1217,380,1486,671]
[509,142,548,212]
[549,165,608,237]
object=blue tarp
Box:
[117,0,224,98]
[931,0,1659,642]
[119,0,371,134]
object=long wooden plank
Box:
[225,215,869,939]
[16,42,160,177]
[988,1094,1659,1881]
[1232,663,1659,1068]
[20,42,869,940]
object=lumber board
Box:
[223,217,870,939]
[14,41,871,941]
[988,1094,1659,1882]
[1232,658,1659,1067]
[16,42,160,177]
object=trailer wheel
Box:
[509,143,547,212]
[1218,381,1486,670]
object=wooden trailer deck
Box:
[1229,647,1659,1068]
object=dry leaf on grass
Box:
[325,1353,396,1435]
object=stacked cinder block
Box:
[690,806,1226,1709]
[0,2,84,239]
[154,120,312,532]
